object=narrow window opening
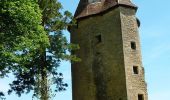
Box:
[95,34,102,44]
[96,52,100,55]
[138,94,144,100]
[133,66,139,74]
[131,41,136,50]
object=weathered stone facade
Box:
[69,0,148,100]
[120,7,148,100]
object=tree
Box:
[0,0,49,77]
[0,0,49,98]
[0,92,5,100]
[0,0,79,100]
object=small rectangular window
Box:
[95,34,102,44]
[133,66,139,74]
[138,94,144,100]
[131,41,136,50]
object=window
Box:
[138,94,144,100]
[89,0,101,3]
[133,66,139,74]
[131,41,136,50]
[95,34,102,44]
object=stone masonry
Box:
[69,0,148,100]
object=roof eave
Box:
[75,3,138,20]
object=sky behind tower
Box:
[0,0,170,100]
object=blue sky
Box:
[1,0,170,100]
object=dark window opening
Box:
[138,94,144,100]
[131,41,136,50]
[133,66,139,74]
[95,34,102,44]
[96,52,100,55]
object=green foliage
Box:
[0,91,5,100]
[0,0,79,99]
[0,0,49,77]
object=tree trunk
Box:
[40,51,49,100]
[40,69,48,100]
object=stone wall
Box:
[120,7,148,100]
[70,6,148,100]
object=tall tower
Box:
[69,0,148,100]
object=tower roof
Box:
[74,0,137,19]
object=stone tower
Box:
[69,0,148,100]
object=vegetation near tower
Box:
[0,0,79,100]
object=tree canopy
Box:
[0,0,79,99]
[0,0,49,77]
